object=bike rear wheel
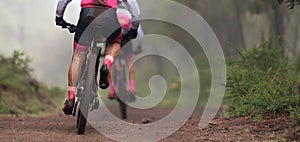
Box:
[116,97,127,119]
[114,60,128,120]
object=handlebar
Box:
[62,23,77,33]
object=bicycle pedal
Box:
[90,97,100,111]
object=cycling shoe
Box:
[62,98,75,115]
[99,64,109,89]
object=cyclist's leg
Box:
[63,8,94,115]
[126,53,136,102]
[99,40,121,89]
[98,8,122,89]
[122,40,135,94]
[127,53,135,93]
[108,82,116,99]
[108,51,123,99]
[67,46,88,97]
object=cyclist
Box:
[55,0,141,115]
[108,4,144,101]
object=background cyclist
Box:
[108,3,144,101]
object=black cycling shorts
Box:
[74,7,122,46]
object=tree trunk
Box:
[273,6,285,54]
[234,0,246,49]
[292,16,299,58]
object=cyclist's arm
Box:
[122,0,140,29]
[137,26,144,38]
[134,26,143,54]
[56,0,73,18]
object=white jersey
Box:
[117,7,144,38]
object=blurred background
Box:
[1,0,300,116]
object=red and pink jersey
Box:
[80,0,117,8]
[56,0,140,28]
[56,0,118,18]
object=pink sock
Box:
[129,80,135,92]
[109,83,115,99]
[68,86,76,100]
[109,83,115,95]
[104,55,114,69]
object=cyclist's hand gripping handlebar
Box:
[64,23,77,33]
[59,22,77,33]
[56,17,77,33]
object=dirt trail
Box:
[0,107,298,142]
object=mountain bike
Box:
[63,23,137,134]
[63,23,102,134]
[111,50,131,120]
[107,32,140,120]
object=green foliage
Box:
[278,0,300,9]
[294,55,300,76]
[250,0,300,13]
[225,40,300,125]
[41,85,66,107]
[162,54,211,107]
[0,50,34,94]
[289,106,300,126]
[0,50,65,115]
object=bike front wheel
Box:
[76,96,89,134]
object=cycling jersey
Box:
[81,0,117,8]
[56,0,140,29]
[117,8,131,29]
[117,6,144,55]
[117,7,143,36]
